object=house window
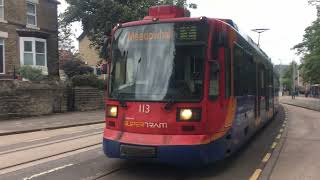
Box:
[26,2,37,26]
[0,0,4,20]
[20,37,46,67]
[0,39,4,74]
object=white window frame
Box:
[26,2,37,27]
[0,38,4,74]
[0,0,4,21]
[20,37,47,68]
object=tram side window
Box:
[234,45,255,96]
[225,48,231,98]
[209,62,219,99]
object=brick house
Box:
[78,32,102,67]
[78,32,106,77]
[0,0,60,79]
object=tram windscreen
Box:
[110,22,208,102]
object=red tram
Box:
[103,5,280,165]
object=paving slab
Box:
[0,110,104,136]
[280,96,320,111]
[261,104,320,180]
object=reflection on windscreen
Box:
[111,22,206,102]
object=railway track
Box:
[0,128,103,175]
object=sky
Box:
[58,0,317,65]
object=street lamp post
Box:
[251,28,270,47]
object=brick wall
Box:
[0,23,20,75]
[74,87,105,112]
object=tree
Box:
[61,0,196,50]
[293,17,320,84]
[292,4,320,84]
[58,15,75,51]
[62,58,94,78]
[308,0,320,5]
[282,62,297,90]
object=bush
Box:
[71,74,105,90]
[19,66,45,81]
[62,59,94,78]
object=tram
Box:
[103,5,279,165]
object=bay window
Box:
[20,37,47,68]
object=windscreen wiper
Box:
[164,95,176,110]
[164,86,187,110]
[117,92,128,108]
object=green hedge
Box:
[71,74,105,90]
[62,59,94,78]
[19,66,45,81]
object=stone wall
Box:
[0,80,67,119]
[74,87,105,112]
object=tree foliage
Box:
[62,59,94,78]
[308,0,320,5]
[61,0,196,49]
[293,16,320,84]
[58,15,75,51]
[282,62,296,90]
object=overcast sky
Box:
[58,0,317,65]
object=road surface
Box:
[0,107,285,180]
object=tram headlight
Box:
[177,108,201,121]
[180,109,193,121]
[107,105,118,118]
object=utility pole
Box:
[251,28,270,47]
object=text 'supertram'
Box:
[103,5,280,165]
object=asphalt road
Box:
[0,106,285,180]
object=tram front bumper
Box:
[103,130,227,165]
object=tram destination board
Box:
[175,22,208,43]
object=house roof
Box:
[16,28,51,38]
[49,0,61,4]
[77,31,87,41]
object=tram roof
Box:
[216,18,272,66]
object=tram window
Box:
[234,44,255,96]
[225,48,231,98]
[209,62,219,99]
[261,70,265,96]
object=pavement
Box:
[0,110,104,136]
[280,96,320,111]
[260,104,320,180]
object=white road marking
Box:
[23,164,74,180]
